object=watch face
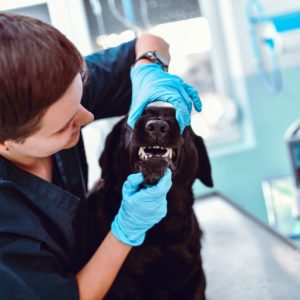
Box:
[149,52,156,59]
[152,51,168,67]
[147,51,168,70]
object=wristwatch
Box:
[134,51,169,71]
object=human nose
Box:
[74,105,94,127]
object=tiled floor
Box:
[193,195,300,300]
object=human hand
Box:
[128,63,202,133]
[111,169,172,246]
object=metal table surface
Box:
[193,194,300,300]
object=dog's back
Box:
[88,107,213,299]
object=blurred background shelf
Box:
[262,176,300,247]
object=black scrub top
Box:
[0,39,136,300]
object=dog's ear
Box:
[99,119,125,180]
[193,134,214,187]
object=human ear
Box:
[0,141,10,152]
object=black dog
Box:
[88,106,213,300]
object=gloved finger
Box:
[146,168,172,197]
[127,94,163,128]
[160,88,191,133]
[155,76,192,112]
[173,101,191,133]
[157,168,172,188]
[122,172,144,197]
[176,83,193,113]
[128,93,174,128]
[183,83,202,112]
[127,105,145,129]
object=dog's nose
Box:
[145,120,170,135]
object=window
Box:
[0,0,93,55]
[83,0,252,154]
[1,0,254,187]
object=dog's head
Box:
[99,106,213,188]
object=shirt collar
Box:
[0,146,86,216]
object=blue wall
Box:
[194,66,300,224]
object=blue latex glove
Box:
[128,63,202,133]
[111,169,172,246]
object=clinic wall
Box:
[194,66,300,224]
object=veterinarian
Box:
[0,13,202,300]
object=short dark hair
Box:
[0,13,86,142]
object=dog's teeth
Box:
[161,148,172,158]
[139,146,173,160]
[138,147,145,155]
[139,147,148,160]
[162,148,169,157]
[168,149,171,158]
[165,148,171,159]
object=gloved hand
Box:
[111,169,172,246]
[128,63,202,133]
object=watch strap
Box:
[134,51,169,71]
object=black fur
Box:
[88,107,213,300]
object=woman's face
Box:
[7,73,94,158]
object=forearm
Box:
[134,34,170,66]
[76,231,132,300]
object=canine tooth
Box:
[139,147,147,160]
[161,148,170,158]
[162,149,169,157]
[169,149,173,159]
[138,147,144,155]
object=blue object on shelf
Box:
[248,10,300,32]
[271,12,300,33]
[246,0,300,95]
[285,120,300,189]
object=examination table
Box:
[194,195,300,300]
